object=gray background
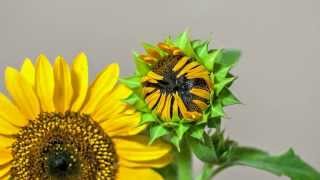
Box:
[0,0,319,179]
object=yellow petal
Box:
[142,87,155,96]
[145,90,161,109]
[147,71,163,81]
[0,164,11,179]
[35,54,55,112]
[161,94,172,121]
[0,135,15,148]
[92,84,131,122]
[113,135,172,163]
[5,67,40,120]
[172,56,189,72]
[0,118,20,135]
[54,56,73,113]
[155,93,166,115]
[81,63,119,114]
[0,93,28,127]
[0,174,10,180]
[190,88,210,99]
[20,58,35,87]
[0,149,12,165]
[71,52,89,112]
[177,61,199,78]
[119,151,172,168]
[117,167,163,180]
[192,99,208,110]
[100,113,145,137]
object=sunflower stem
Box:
[177,139,193,180]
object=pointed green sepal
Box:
[220,88,241,106]
[141,113,157,124]
[190,125,205,140]
[133,51,150,76]
[174,30,194,56]
[214,77,235,95]
[120,76,141,89]
[170,135,181,151]
[123,93,149,112]
[211,101,225,118]
[176,123,190,140]
[149,124,169,145]
[203,49,223,71]
[217,49,241,67]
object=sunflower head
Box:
[0,53,172,180]
[123,31,241,149]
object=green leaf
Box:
[141,113,157,124]
[120,76,141,89]
[149,124,169,144]
[133,51,150,76]
[229,147,320,180]
[220,89,241,106]
[207,117,221,128]
[217,49,241,67]
[188,134,218,163]
[204,49,222,71]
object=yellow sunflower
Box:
[0,53,172,180]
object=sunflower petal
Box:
[92,84,132,122]
[54,56,73,113]
[0,164,11,178]
[113,135,172,163]
[35,54,55,112]
[119,151,172,168]
[20,58,35,87]
[70,52,89,112]
[100,113,145,137]
[0,135,15,148]
[81,63,119,114]
[0,118,20,135]
[5,67,40,120]
[117,167,163,180]
[0,149,12,165]
[0,93,28,127]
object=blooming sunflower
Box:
[122,31,241,147]
[0,53,172,180]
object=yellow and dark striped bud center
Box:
[11,112,117,180]
[142,50,212,121]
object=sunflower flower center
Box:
[142,49,212,121]
[11,112,118,180]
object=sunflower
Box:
[122,31,240,147]
[0,53,172,180]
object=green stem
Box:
[177,140,193,180]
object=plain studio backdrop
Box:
[0,0,319,179]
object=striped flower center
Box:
[11,112,118,180]
[142,46,212,121]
